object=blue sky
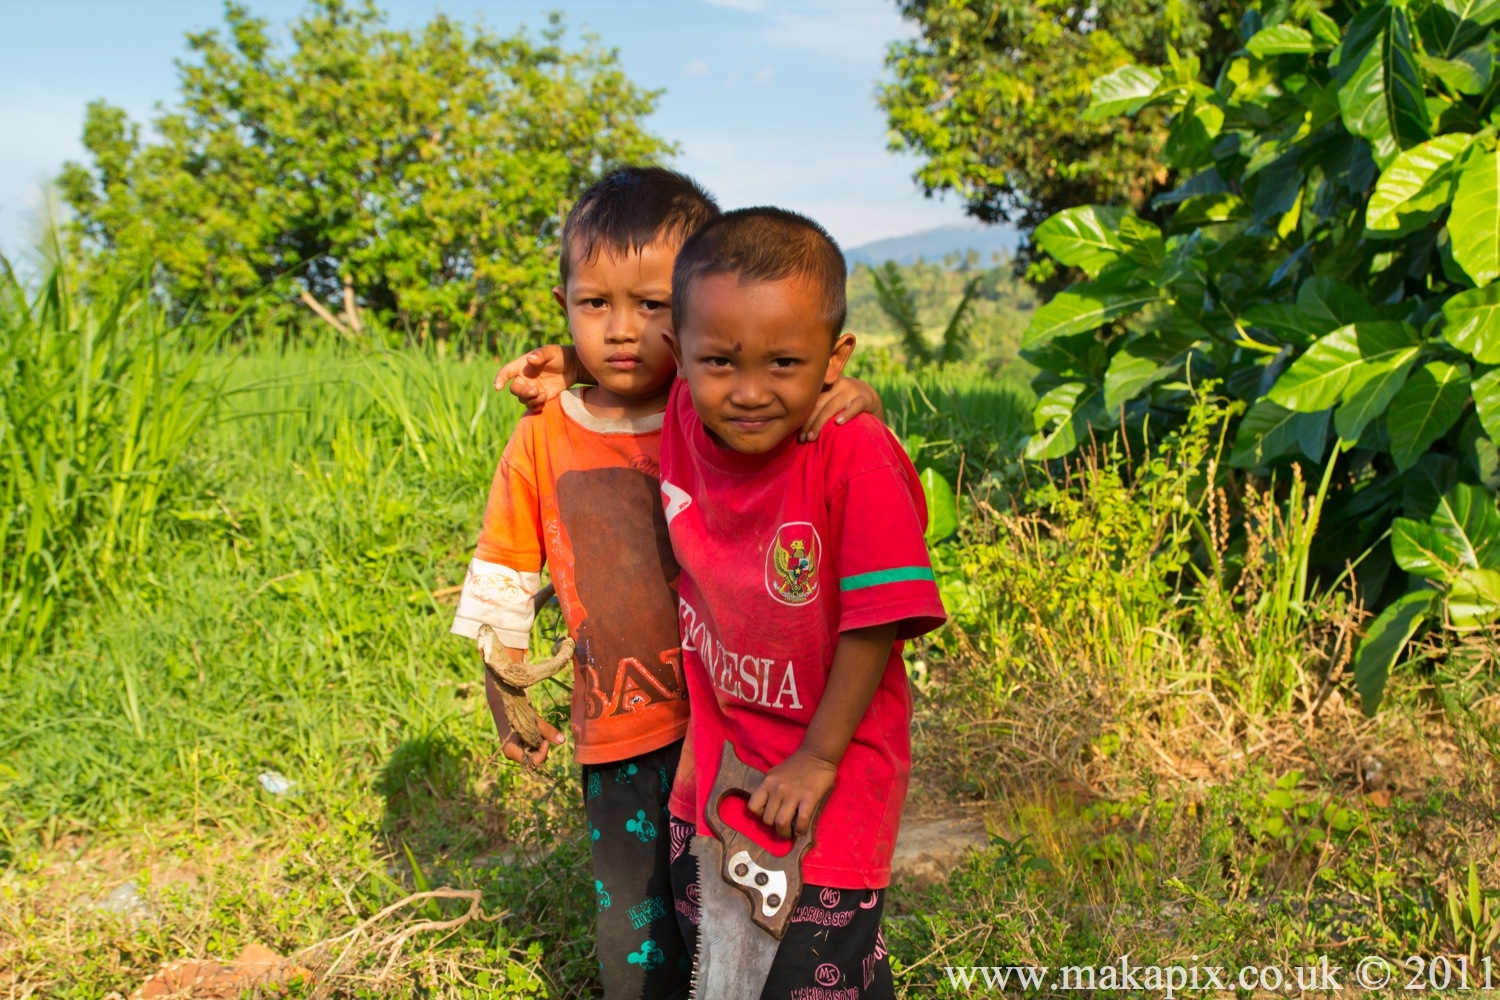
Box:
[0,0,975,255]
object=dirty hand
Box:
[747,749,837,838]
[484,671,566,765]
[494,344,578,409]
[801,377,884,443]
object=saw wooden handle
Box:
[704,742,825,939]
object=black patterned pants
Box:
[581,740,691,1000]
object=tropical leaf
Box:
[1021,285,1161,348]
[1450,147,1500,286]
[1336,3,1431,167]
[1442,284,1500,361]
[1335,353,1419,444]
[1352,590,1433,716]
[1240,303,1338,343]
[1163,98,1225,171]
[1024,382,1100,459]
[1247,24,1317,56]
[1083,65,1166,120]
[1388,360,1472,470]
[1418,45,1493,94]
[1448,567,1500,627]
[1430,481,1500,569]
[1295,277,1380,327]
[1117,215,1166,266]
[1230,399,1328,467]
[1392,517,1468,577]
[1365,132,1473,236]
[1167,193,1250,231]
[1472,366,1500,441]
[1267,322,1420,412]
[1309,10,1343,48]
[1033,206,1128,276]
[919,468,958,544]
[1102,328,1200,411]
[1444,0,1500,29]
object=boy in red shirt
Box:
[659,208,946,998]
[460,171,882,999]
[501,208,945,998]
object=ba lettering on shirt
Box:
[661,380,946,889]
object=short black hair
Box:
[560,167,720,287]
[671,207,847,336]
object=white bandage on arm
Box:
[450,558,541,649]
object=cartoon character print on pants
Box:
[626,809,657,842]
[595,879,611,910]
[556,468,686,721]
[628,939,664,971]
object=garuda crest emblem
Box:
[766,521,821,606]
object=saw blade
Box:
[689,835,781,1000]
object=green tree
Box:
[869,260,981,364]
[1019,0,1500,712]
[880,0,1241,244]
[59,0,673,349]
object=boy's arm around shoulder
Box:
[495,344,589,408]
[799,375,884,442]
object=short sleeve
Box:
[474,423,544,572]
[829,435,947,640]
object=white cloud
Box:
[752,66,773,86]
[697,0,766,11]
[760,0,918,62]
[684,58,710,76]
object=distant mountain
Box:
[844,223,1021,268]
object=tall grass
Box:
[868,363,1034,483]
[0,263,216,658]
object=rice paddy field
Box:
[3,265,1498,998]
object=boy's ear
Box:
[663,328,686,376]
[551,286,567,314]
[822,333,856,387]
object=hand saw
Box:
[689,743,827,1000]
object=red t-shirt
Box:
[660,381,946,888]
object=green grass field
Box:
[4,268,1499,997]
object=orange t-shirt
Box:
[462,388,688,764]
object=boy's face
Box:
[667,273,855,454]
[554,239,678,404]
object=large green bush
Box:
[58,0,671,350]
[1019,0,1500,711]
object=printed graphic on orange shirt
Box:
[557,466,687,720]
[766,521,821,606]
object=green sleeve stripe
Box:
[839,566,936,592]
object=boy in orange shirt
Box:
[453,167,879,998]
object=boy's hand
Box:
[484,669,566,766]
[800,377,884,442]
[494,344,581,409]
[746,749,837,839]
